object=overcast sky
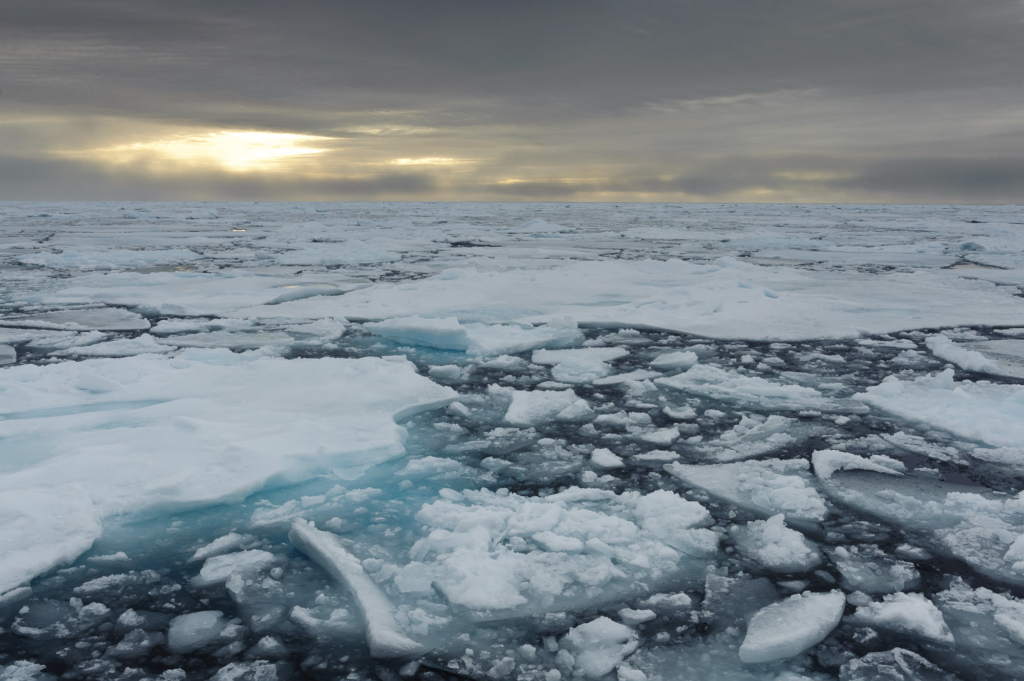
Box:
[2,0,1023,202]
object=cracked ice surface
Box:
[2,202,1024,681]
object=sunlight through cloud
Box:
[89,130,332,172]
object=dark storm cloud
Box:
[842,158,1024,202]
[5,0,1024,127]
[1,0,1023,201]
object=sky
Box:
[1,0,1023,203]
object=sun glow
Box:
[88,130,332,171]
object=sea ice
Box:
[0,307,150,331]
[699,415,797,462]
[166,611,228,654]
[289,520,425,658]
[737,590,845,663]
[192,550,277,587]
[409,487,716,614]
[839,648,956,681]
[504,388,587,426]
[828,545,920,594]
[532,347,630,383]
[850,593,954,645]
[0,351,455,594]
[649,350,698,371]
[855,369,1024,449]
[655,365,831,411]
[561,617,639,678]
[365,316,582,357]
[730,514,822,572]
[49,333,174,357]
[925,334,1007,376]
[5,202,1024,680]
[665,459,828,522]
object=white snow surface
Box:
[4,203,1024,677]
[665,459,828,522]
[0,350,455,594]
[8,203,1021,340]
[856,368,1024,449]
[850,592,955,645]
[738,590,845,663]
[562,617,639,678]
[925,334,1007,375]
[409,486,717,613]
[730,514,821,572]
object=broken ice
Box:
[2,202,1024,681]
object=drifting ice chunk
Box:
[532,347,630,383]
[655,364,828,410]
[50,333,174,357]
[855,368,1024,449]
[393,562,434,593]
[428,365,462,381]
[0,344,14,365]
[284,317,347,340]
[289,520,424,658]
[850,593,954,645]
[193,550,276,587]
[972,446,1024,469]
[738,590,845,663]
[829,545,920,594]
[0,661,48,680]
[640,592,692,610]
[211,661,277,681]
[156,330,295,350]
[701,415,797,462]
[0,351,455,594]
[505,389,582,426]
[410,487,716,614]
[562,617,639,678]
[365,316,581,356]
[592,369,662,386]
[666,459,828,522]
[816,468,1024,586]
[166,611,227,654]
[812,450,905,480]
[925,334,1006,376]
[839,648,957,681]
[730,514,821,572]
[649,351,698,371]
[466,317,581,356]
[365,316,470,350]
[0,308,150,331]
[591,448,624,469]
[190,533,256,563]
[618,608,656,625]
[935,580,1024,670]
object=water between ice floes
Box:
[4,323,1024,681]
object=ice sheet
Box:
[4,202,1024,680]
[0,351,455,594]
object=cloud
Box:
[2,1,1023,202]
[0,154,437,201]
[840,158,1024,202]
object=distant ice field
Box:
[2,202,1024,681]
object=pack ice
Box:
[3,202,1024,681]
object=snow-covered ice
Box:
[737,590,845,663]
[3,201,1024,680]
